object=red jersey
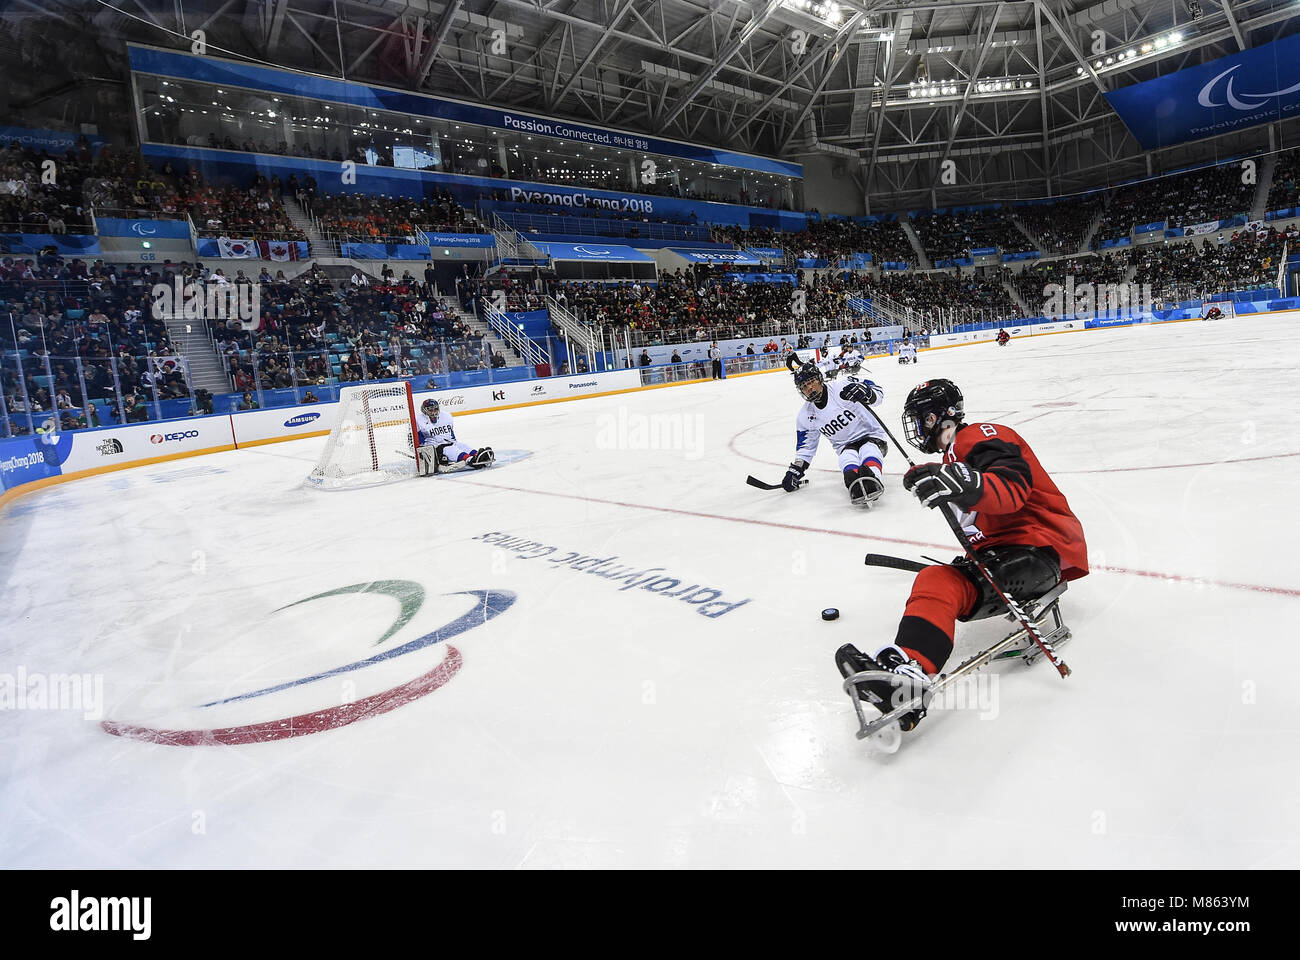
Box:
[942,422,1088,581]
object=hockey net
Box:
[306,382,419,489]
[1200,299,1235,320]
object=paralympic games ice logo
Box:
[573,245,611,257]
[1197,65,1300,111]
[130,221,157,236]
[101,585,516,746]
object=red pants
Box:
[894,565,980,674]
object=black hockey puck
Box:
[821,608,840,621]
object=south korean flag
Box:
[217,237,255,258]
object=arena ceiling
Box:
[5,0,1300,205]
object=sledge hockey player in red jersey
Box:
[996,328,1011,346]
[836,378,1087,729]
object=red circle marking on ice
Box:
[101,646,463,746]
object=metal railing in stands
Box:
[610,315,858,349]
[88,208,187,222]
[859,290,934,335]
[482,302,547,367]
[543,295,611,373]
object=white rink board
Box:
[929,318,1085,347]
[411,369,642,413]
[225,371,642,448]
[229,404,337,445]
[57,414,235,474]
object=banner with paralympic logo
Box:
[1105,34,1300,150]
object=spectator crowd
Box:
[1095,162,1255,242]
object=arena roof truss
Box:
[8,0,1300,206]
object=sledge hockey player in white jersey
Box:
[837,345,864,377]
[897,338,917,364]
[781,355,888,505]
[415,398,494,475]
[814,351,842,381]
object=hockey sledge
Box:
[838,582,1073,753]
[425,448,533,478]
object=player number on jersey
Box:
[980,424,998,437]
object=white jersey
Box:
[815,354,840,376]
[838,348,864,367]
[415,408,457,446]
[795,379,888,462]
[898,341,917,359]
[416,406,478,467]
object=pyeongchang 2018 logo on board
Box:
[101,586,516,746]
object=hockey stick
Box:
[753,355,817,493]
[870,408,1073,679]
[746,474,807,491]
[864,553,929,573]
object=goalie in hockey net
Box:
[1201,300,1234,321]
[307,383,421,489]
[837,379,1090,730]
[415,398,494,475]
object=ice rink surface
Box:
[3,316,1298,869]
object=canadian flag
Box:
[259,239,298,261]
[217,237,255,258]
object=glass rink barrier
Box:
[636,359,713,385]
[723,353,789,376]
[2,329,612,437]
[1,351,199,438]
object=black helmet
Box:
[902,379,964,454]
[421,398,440,418]
[786,353,824,400]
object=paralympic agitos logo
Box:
[1197,65,1300,111]
[101,583,515,746]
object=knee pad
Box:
[955,547,1061,622]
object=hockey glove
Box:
[782,460,808,492]
[903,462,982,510]
[839,380,879,407]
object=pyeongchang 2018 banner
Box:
[1106,34,1300,150]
